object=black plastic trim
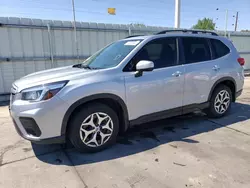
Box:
[178,37,185,65]
[236,89,243,98]
[126,35,143,38]
[156,29,218,36]
[61,93,129,135]
[207,38,214,60]
[31,135,66,145]
[130,102,209,126]
[19,117,41,137]
[176,37,181,65]
[182,102,209,114]
[130,107,182,126]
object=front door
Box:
[123,37,184,121]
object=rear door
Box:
[181,37,221,106]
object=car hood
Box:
[13,66,99,92]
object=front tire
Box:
[68,103,119,153]
[205,85,232,118]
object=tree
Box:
[192,18,216,30]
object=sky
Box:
[0,0,249,31]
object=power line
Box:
[1,3,174,22]
[87,0,173,9]
[6,0,240,29]
[12,0,173,13]
[2,5,208,22]
[12,0,208,19]
[0,7,173,26]
[6,0,221,22]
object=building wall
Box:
[0,17,250,98]
[229,34,250,70]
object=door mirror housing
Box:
[136,60,154,71]
[135,60,154,77]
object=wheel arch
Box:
[61,93,129,136]
[208,77,236,102]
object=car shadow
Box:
[32,102,250,166]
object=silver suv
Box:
[10,30,245,152]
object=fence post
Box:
[47,24,54,68]
[128,26,131,36]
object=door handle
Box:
[212,65,220,71]
[172,71,182,77]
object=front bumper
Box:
[9,96,69,144]
[11,117,65,144]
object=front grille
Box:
[19,117,41,137]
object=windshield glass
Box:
[82,40,142,69]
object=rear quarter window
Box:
[210,39,230,59]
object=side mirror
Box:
[135,60,154,77]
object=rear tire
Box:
[68,103,119,153]
[205,85,232,118]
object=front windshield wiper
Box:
[72,64,99,70]
[72,63,83,68]
[80,64,92,69]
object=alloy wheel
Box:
[214,90,230,114]
[79,112,113,147]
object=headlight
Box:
[21,81,68,101]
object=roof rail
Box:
[125,35,143,38]
[156,29,218,36]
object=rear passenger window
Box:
[182,37,211,64]
[211,39,230,59]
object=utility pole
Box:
[175,0,181,28]
[225,9,228,36]
[71,0,79,62]
[234,11,239,31]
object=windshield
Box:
[82,40,142,69]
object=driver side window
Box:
[124,37,177,71]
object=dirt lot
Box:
[1,78,250,188]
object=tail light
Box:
[237,57,245,66]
